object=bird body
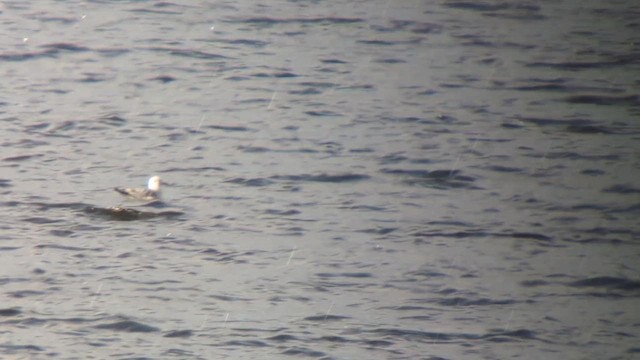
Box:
[114,176,160,201]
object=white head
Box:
[147,176,161,192]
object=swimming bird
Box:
[114,176,160,201]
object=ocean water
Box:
[1,1,639,359]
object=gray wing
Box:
[114,187,159,201]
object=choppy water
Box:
[1,1,639,359]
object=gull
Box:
[114,176,160,201]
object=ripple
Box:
[0,308,22,316]
[3,154,43,162]
[526,58,633,70]
[602,184,640,194]
[218,38,269,48]
[22,217,63,224]
[267,334,299,342]
[316,272,373,279]
[520,280,549,287]
[413,231,553,243]
[252,71,297,78]
[94,320,160,333]
[224,16,363,25]
[147,47,228,60]
[204,124,251,132]
[483,165,525,173]
[271,173,370,183]
[516,116,594,127]
[483,329,538,342]
[33,244,103,252]
[434,297,519,306]
[381,168,476,189]
[164,329,193,338]
[564,94,640,106]
[281,347,327,357]
[8,290,46,298]
[316,335,351,343]
[357,227,397,235]
[42,43,89,52]
[444,2,515,11]
[98,114,128,127]
[526,151,619,161]
[0,344,44,353]
[225,177,274,187]
[304,314,350,321]
[371,328,452,341]
[565,124,613,134]
[150,75,176,83]
[264,209,301,216]
[569,277,640,291]
[304,110,342,117]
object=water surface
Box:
[1,1,639,359]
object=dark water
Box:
[1,1,639,359]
